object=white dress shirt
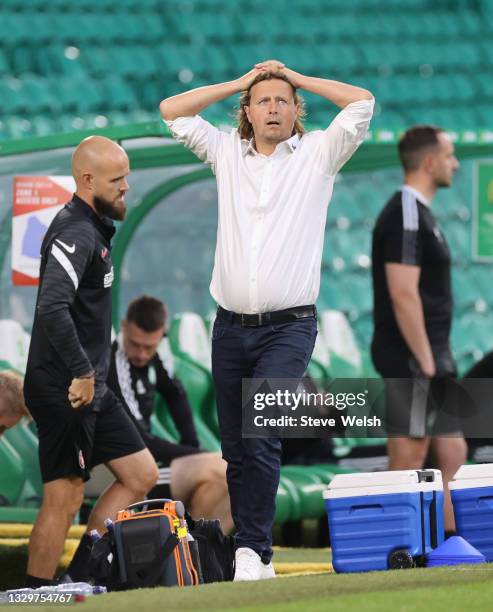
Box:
[165,98,374,314]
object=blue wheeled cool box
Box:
[323,469,444,573]
[449,463,493,561]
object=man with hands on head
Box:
[23,136,158,588]
[160,61,373,580]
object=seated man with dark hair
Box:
[107,295,233,532]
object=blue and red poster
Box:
[12,176,74,285]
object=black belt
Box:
[216,304,316,327]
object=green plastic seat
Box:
[0,436,25,505]
[0,433,39,522]
[150,412,178,443]
[3,420,42,501]
[0,507,39,522]
[168,312,212,372]
[31,115,61,137]
[100,76,137,111]
[274,475,299,524]
[36,45,87,78]
[279,466,326,519]
[309,464,357,483]
[172,353,220,442]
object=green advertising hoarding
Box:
[474,160,493,261]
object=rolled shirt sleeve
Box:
[318,97,375,176]
[164,115,227,171]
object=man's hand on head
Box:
[255,60,285,72]
[254,61,303,89]
[68,374,95,409]
[236,67,265,91]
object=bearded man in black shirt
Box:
[23,136,158,587]
[371,125,467,533]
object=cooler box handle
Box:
[478,496,493,510]
[350,504,384,514]
[126,498,186,517]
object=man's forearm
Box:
[160,80,242,121]
[391,293,435,376]
[293,73,373,109]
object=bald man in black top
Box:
[371,125,467,533]
[24,136,158,587]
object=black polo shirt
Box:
[371,186,453,354]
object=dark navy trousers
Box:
[211,313,317,562]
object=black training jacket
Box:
[24,195,115,407]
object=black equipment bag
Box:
[89,499,201,590]
[185,514,235,583]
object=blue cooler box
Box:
[449,463,493,561]
[324,469,444,572]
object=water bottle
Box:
[89,529,101,543]
[54,582,107,596]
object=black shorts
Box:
[27,387,146,483]
[372,345,461,437]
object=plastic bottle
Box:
[55,582,107,596]
[5,584,107,598]
[36,582,107,596]
[89,529,101,543]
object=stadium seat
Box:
[0,1,489,142]
[172,353,220,442]
[310,333,331,380]
[279,466,326,520]
[169,312,212,371]
[150,412,177,442]
[319,310,362,374]
[0,320,31,374]
[0,435,39,522]
[3,420,42,500]
[0,436,25,505]
[275,476,297,524]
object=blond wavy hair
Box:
[236,72,306,141]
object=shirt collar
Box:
[401,184,430,207]
[241,133,300,157]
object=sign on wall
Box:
[12,176,75,285]
[473,161,493,261]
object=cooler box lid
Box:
[323,469,443,499]
[449,463,493,491]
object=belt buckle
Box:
[241,313,263,327]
